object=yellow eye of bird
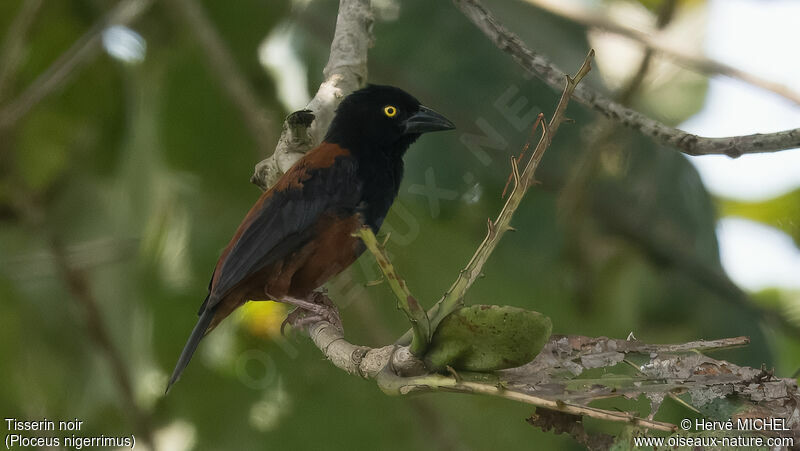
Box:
[383,105,397,117]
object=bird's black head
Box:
[324,84,455,157]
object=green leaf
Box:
[720,189,800,248]
[424,305,552,372]
[15,110,71,190]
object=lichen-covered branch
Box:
[502,335,800,442]
[304,314,800,437]
[251,0,373,189]
[305,312,677,431]
[357,227,431,355]
[453,0,800,158]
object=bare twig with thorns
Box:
[357,227,431,355]
[397,49,595,341]
[501,112,544,199]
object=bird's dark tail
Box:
[166,307,215,394]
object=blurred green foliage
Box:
[1,0,798,450]
[720,188,800,248]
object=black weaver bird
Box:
[167,85,454,392]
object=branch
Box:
[311,311,797,437]
[0,0,154,131]
[165,0,276,153]
[523,0,800,107]
[50,238,157,451]
[0,0,43,102]
[0,236,138,280]
[306,316,679,433]
[251,0,373,190]
[303,287,799,439]
[452,0,800,158]
[357,227,431,355]
[307,320,426,378]
[558,0,676,220]
[382,374,678,433]
[614,0,676,105]
[499,334,799,438]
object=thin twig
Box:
[0,0,154,131]
[615,0,676,104]
[385,374,678,433]
[617,335,749,353]
[559,0,674,209]
[358,227,430,355]
[453,0,800,158]
[50,238,157,451]
[523,0,800,107]
[0,236,139,280]
[400,50,594,343]
[557,0,674,316]
[165,0,275,153]
[501,112,543,199]
[0,0,43,102]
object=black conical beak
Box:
[403,106,455,135]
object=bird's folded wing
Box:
[205,153,362,310]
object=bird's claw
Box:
[279,293,342,335]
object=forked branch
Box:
[357,227,431,355]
